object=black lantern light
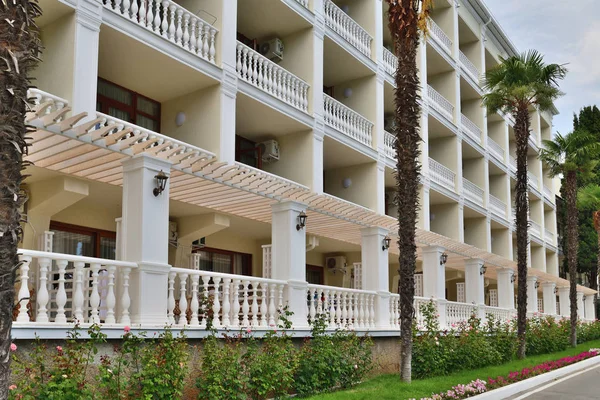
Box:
[382,235,391,251]
[440,252,448,265]
[535,281,540,289]
[296,211,307,231]
[153,170,168,197]
[480,264,487,275]
[511,274,516,283]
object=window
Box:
[193,247,252,276]
[306,265,324,285]
[50,221,116,259]
[235,135,262,169]
[96,78,161,132]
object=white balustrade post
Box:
[120,267,132,325]
[89,263,101,324]
[178,273,188,326]
[360,227,391,329]
[54,259,68,324]
[72,261,85,323]
[421,246,447,327]
[16,256,32,323]
[542,282,556,316]
[584,295,595,321]
[105,266,117,324]
[36,258,51,323]
[577,292,585,320]
[464,259,486,320]
[271,201,308,328]
[121,153,172,325]
[558,286,569,317]
[497,268,515,311]
[190,274,200,326]
[527,276,539,314]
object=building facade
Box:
[15,0,595,337]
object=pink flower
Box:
[10,343,17,352]
[56,346,63,352]
[9,385,16,390]
[124,326,131,333]
[246,328,252,334]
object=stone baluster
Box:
[167,5,176,41]
[268,282,276,327]
[104,266,117,324]
[72,261,85,323]
[167,271,176,324]
[175,9,183,46]
[309,288,316,323]
[211,277,221,328]
[347,293,354,328]
[137,0,146,25]
[89,263,101,324]
[182,13,190,49]
[189,17,197,53]
[178,272,188,325]
[54,259,68,324]
[200,275,210,328]
[114,0,122,14]
[326,289,335,328]
[160,1,169,37]
[202,25,210,61]
[120,267,132,325]
[231,278,241,327]
[153,0,161,33]
[251,282,259,326]
[241,47,249,80]
[16,256,32,323]
[146,0,154,29]
[189,274,200,326]
[221,278,230,327]
[241,280,250,327]
[36,258,50,323]
[130,0,138,20]
[209,28,216,63]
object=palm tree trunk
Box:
[565,171,578,346]
[514,106,530,359]
[387,0,422,383]
[0,1,41,394]
[594,211,600,318]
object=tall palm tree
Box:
[539,131,599,346]
[0,0,42,394]
[577,184,600,317]
[483,50,566,359]
[386,0,432,382]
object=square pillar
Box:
[542,282,557,316]
[558,286,569,316]
[527,276,539,313]
[584,295,595,321]
[361,227,390,329]
[421,246,447,327]
[122,154,173,325]
[271,201,308,328]
[497,268,515,310]
[464,259,485,305]
[577,292,585,319]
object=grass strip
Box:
[307,339,600,400]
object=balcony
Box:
[459,51,480,82]
[543,185,553,201]
[545,229,554,242]
[428,18,452,54]
[384,130,395,159]
[461,114,481,143]
[323,94,373,147]
[429,157,455,191]
[509,155,517,172]
[463,178,484,206]
[101,0,218,65]
[530,220,542,238]
[528,172,539,189]
[427,85,454,121]
[490,194,507,218]
[236,42,309,113]
[382,48,398,76]
[29,89,68,112]
[488,137,505,161]
[324,0,372,58]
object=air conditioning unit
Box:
[259,38,284,62]
[169,221,178,243]
[326,256,347,274]
[258,139,280,162]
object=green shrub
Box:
[525,315,569,355]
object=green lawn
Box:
[307,340,600,400]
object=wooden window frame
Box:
[192,246,252,276]
[306,264,324,285]
[49,221,116,258]
[96,77,162,132]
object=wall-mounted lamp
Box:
[343,88,353,98]
[342,177,352,189]
[554,287,558,294]
[296,211,307,231]
[535,281,540,289]
[382,235,391,251]
[511,274,516,283]
[480,264,487,275]
[583,295,587,301]
[175,112,186,127]
[153,170,169,197]
[440,252,448,265]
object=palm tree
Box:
[577,184,600,317]
[539,131,599,346]
[0,0,42,394]
[483,50,566,359]
[386,0,432,382]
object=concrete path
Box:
[506,363,600,399]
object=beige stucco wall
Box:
[263,131,313,187]
[324,162,378,210]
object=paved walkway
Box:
[506,364,600,399]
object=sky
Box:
[484,0,600,135]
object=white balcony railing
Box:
[488,137,505,160]
[236,42,309,113]
[528,172,539,189]
[446,301,475,326]
[324,0,372,57]
[509,155,517,171]
[545,229,554,242]
[428,18,452,53]
[427,85,454,121]
[307,284,377,329]
[463,178,484,206]
[384,130,396,159]
[28,89,68,114]
[323,94,373,146]
[530,221,542,238]
[294,0,309,8]
[102,0,217,64]
[15,249,138,325]
[543,185,553,200]
[484,306,516,322]
[382,47,398,76]
[490,194,507,218]
[461,114,482,143]
[429,158,456,191]
[459,50,480,81]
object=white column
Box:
[421,246,447,327]
[577,292,585,319]
[361,227,390,329]
[558,286,569,316]
[464,259,485,306]
[527,276,538,313]
[121,153,173,325]
[72,0,102,119]
[310,4,325,193]
[542,282,556,316]
[584,295,595,321]
[497,268,515,310]
[376,161,386,214]
[271,201,308,328]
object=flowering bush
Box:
[525,314,569,355]
[410,379,488,400]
